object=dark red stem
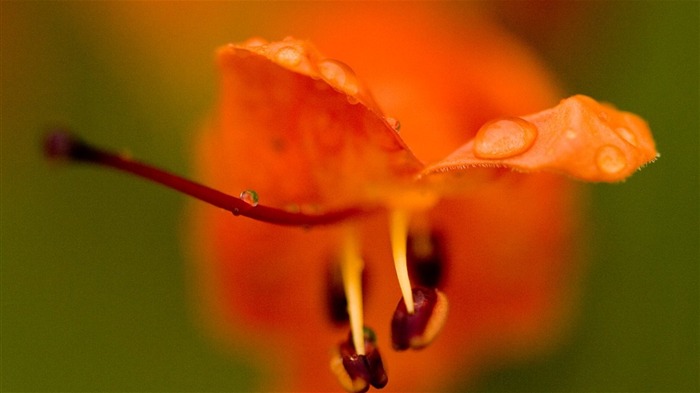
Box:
[44,129,374,226]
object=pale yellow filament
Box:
[341,227,365,355]
[390,210,415,314]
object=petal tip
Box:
[422,95,658,183]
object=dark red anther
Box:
[391,286,449,351]
[325,260,368,325]
[326,261,350,324]
[407,231,445,288]
[331,327,388,392]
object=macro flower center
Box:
[326,207,450,392]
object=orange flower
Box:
[45,5,656,393]
[187,7,656,393]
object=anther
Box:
[327,261,350,324]
[407,230,445,288]
[326,257,368,325]
[391,287,449,351]
[331,327,388,393]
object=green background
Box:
[2,2,697,392]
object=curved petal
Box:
[213,38,422,210]
[423,95,658,182]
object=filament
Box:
[341,227,365,355]
[390,209,414,314]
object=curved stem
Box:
[44,130,376,226]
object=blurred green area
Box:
[2,2,697,392]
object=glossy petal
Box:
[423,95,658,182]
[214,38,422,210]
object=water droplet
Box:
[565,129,577,140]
[386,117,401,132]
[473,117,538,159]
[596,145,627,175]
[274,46,302,67]
[239,190,259,206]
[614,127,638,147]
[317,59,359,96]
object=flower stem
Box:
[43,129,373,226]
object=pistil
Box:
[44,130,374,226]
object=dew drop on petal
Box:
[565,128,577,140]
[274,46,303,67]
[614,127,638,147]
[473,117,538,159]
[317,59,360,96]
[386,117,401,132]
[596,145,627,175]
[239,190,259,206]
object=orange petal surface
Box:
[213,38,422,210]
[423,95,657,182]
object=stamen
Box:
[390,210,414,314]
[391,287,449,351]
[331,327,388,392]
[43,129,375,227]
[341,227,365,355]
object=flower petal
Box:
[422,95,657,182]
[214,38,422,210]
